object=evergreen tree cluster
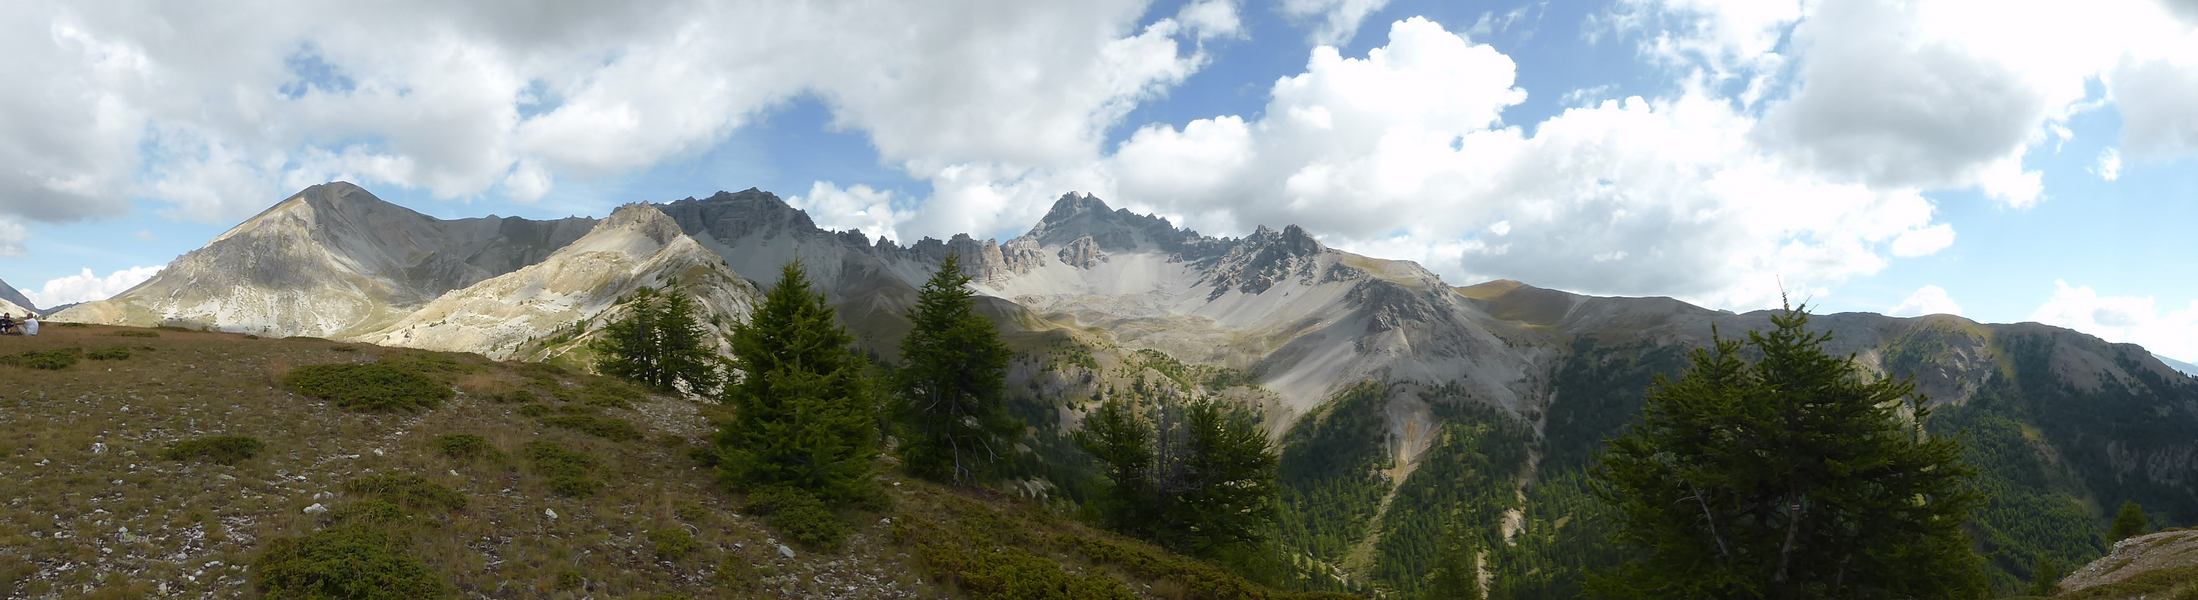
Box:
[1078,395,1281,557]
[592,287,723,396]
[1594,307,1987,599]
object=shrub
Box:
[343,473,466,513]
[327,499,409,526]
[104,330,159,338]
[915,541,1133,599]
[253,524,451,599]
[487,388,538,404]
[87,347,131,361]
[524,441,602,498]
[161,435,265,466]
[433,434,493,460]
[537,414,643,442]
[745,487,846,551]
[378,352,477,378]
[283,363,452,411]
[650,528,698,562]
[557,378,643,409]
[517,404,553,418]
[1,348,80,370]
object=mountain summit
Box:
[56,182,595,337]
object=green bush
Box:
[517,404,553,418]
[524,441,602,498]
[104,330,159,338]
[557,378,643,408]
[433,434,493,460]
[161,435,265,466]
[343,473,466,513]
[253,524,451,599]
[1,348,80,370]
[746,487,846,551]
[283,363,452,411]
[87,347,131,360]
[650,528,698,562]
[537,414,642,442]
[485,388,538,404]
[327,499,409,526]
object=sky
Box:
[1,0,2195,361]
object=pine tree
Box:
[595,287,722,395]
[716,262,879,506]
[1594,306,1986,599]
[1426,512,1485,600]
[1078,396,1156,534]
[2111,500,2148,541]
[1163,399,1279,554]
[894,255,1018,484]
[1078,396,1279,556]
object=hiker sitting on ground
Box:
[0,314,15,335]
[21,315,38,336]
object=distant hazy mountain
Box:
[2161,353,2198,377]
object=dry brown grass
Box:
[0,324,1329,599]
[0,324,921,598]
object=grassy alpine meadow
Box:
[0,324,1333,599]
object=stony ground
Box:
[2055,528,2198,598]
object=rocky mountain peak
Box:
[1019,192,1211,254]
[1204,223,1330,299]
[597,203,686,244]
[1244,224,1323,257]
[660,188,825,242]
[1040,191,1112,223]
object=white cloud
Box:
[1079,18,1952,309]
[2094,148,2124,181]
[1888,284,1963,317]
[0,0,1216,225]
[1176,0,1244,41]
[1609,0,1803,80]
[2111,38,2198,160]
[1751,0,2193,208]
[1889,223,1954,258]
[787,182,912,244]
[27,265,163,307]
[0,218,26,256]
[1281,0,1392,47]
[2030,279,2198,364]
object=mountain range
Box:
[50,181,2198,595]
[0,278,34,317]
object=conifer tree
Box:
[1163,399,1279,554]
[1078,396,1156,533]
[1078,396,1278,556]
[1594,306,1986,599]
[595,287,722,395]
[894,255,1018,484]
[716,262,879,505]
[1425,512,1485,600]
[2111,500,2148,541]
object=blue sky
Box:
[2,0,2195,360]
